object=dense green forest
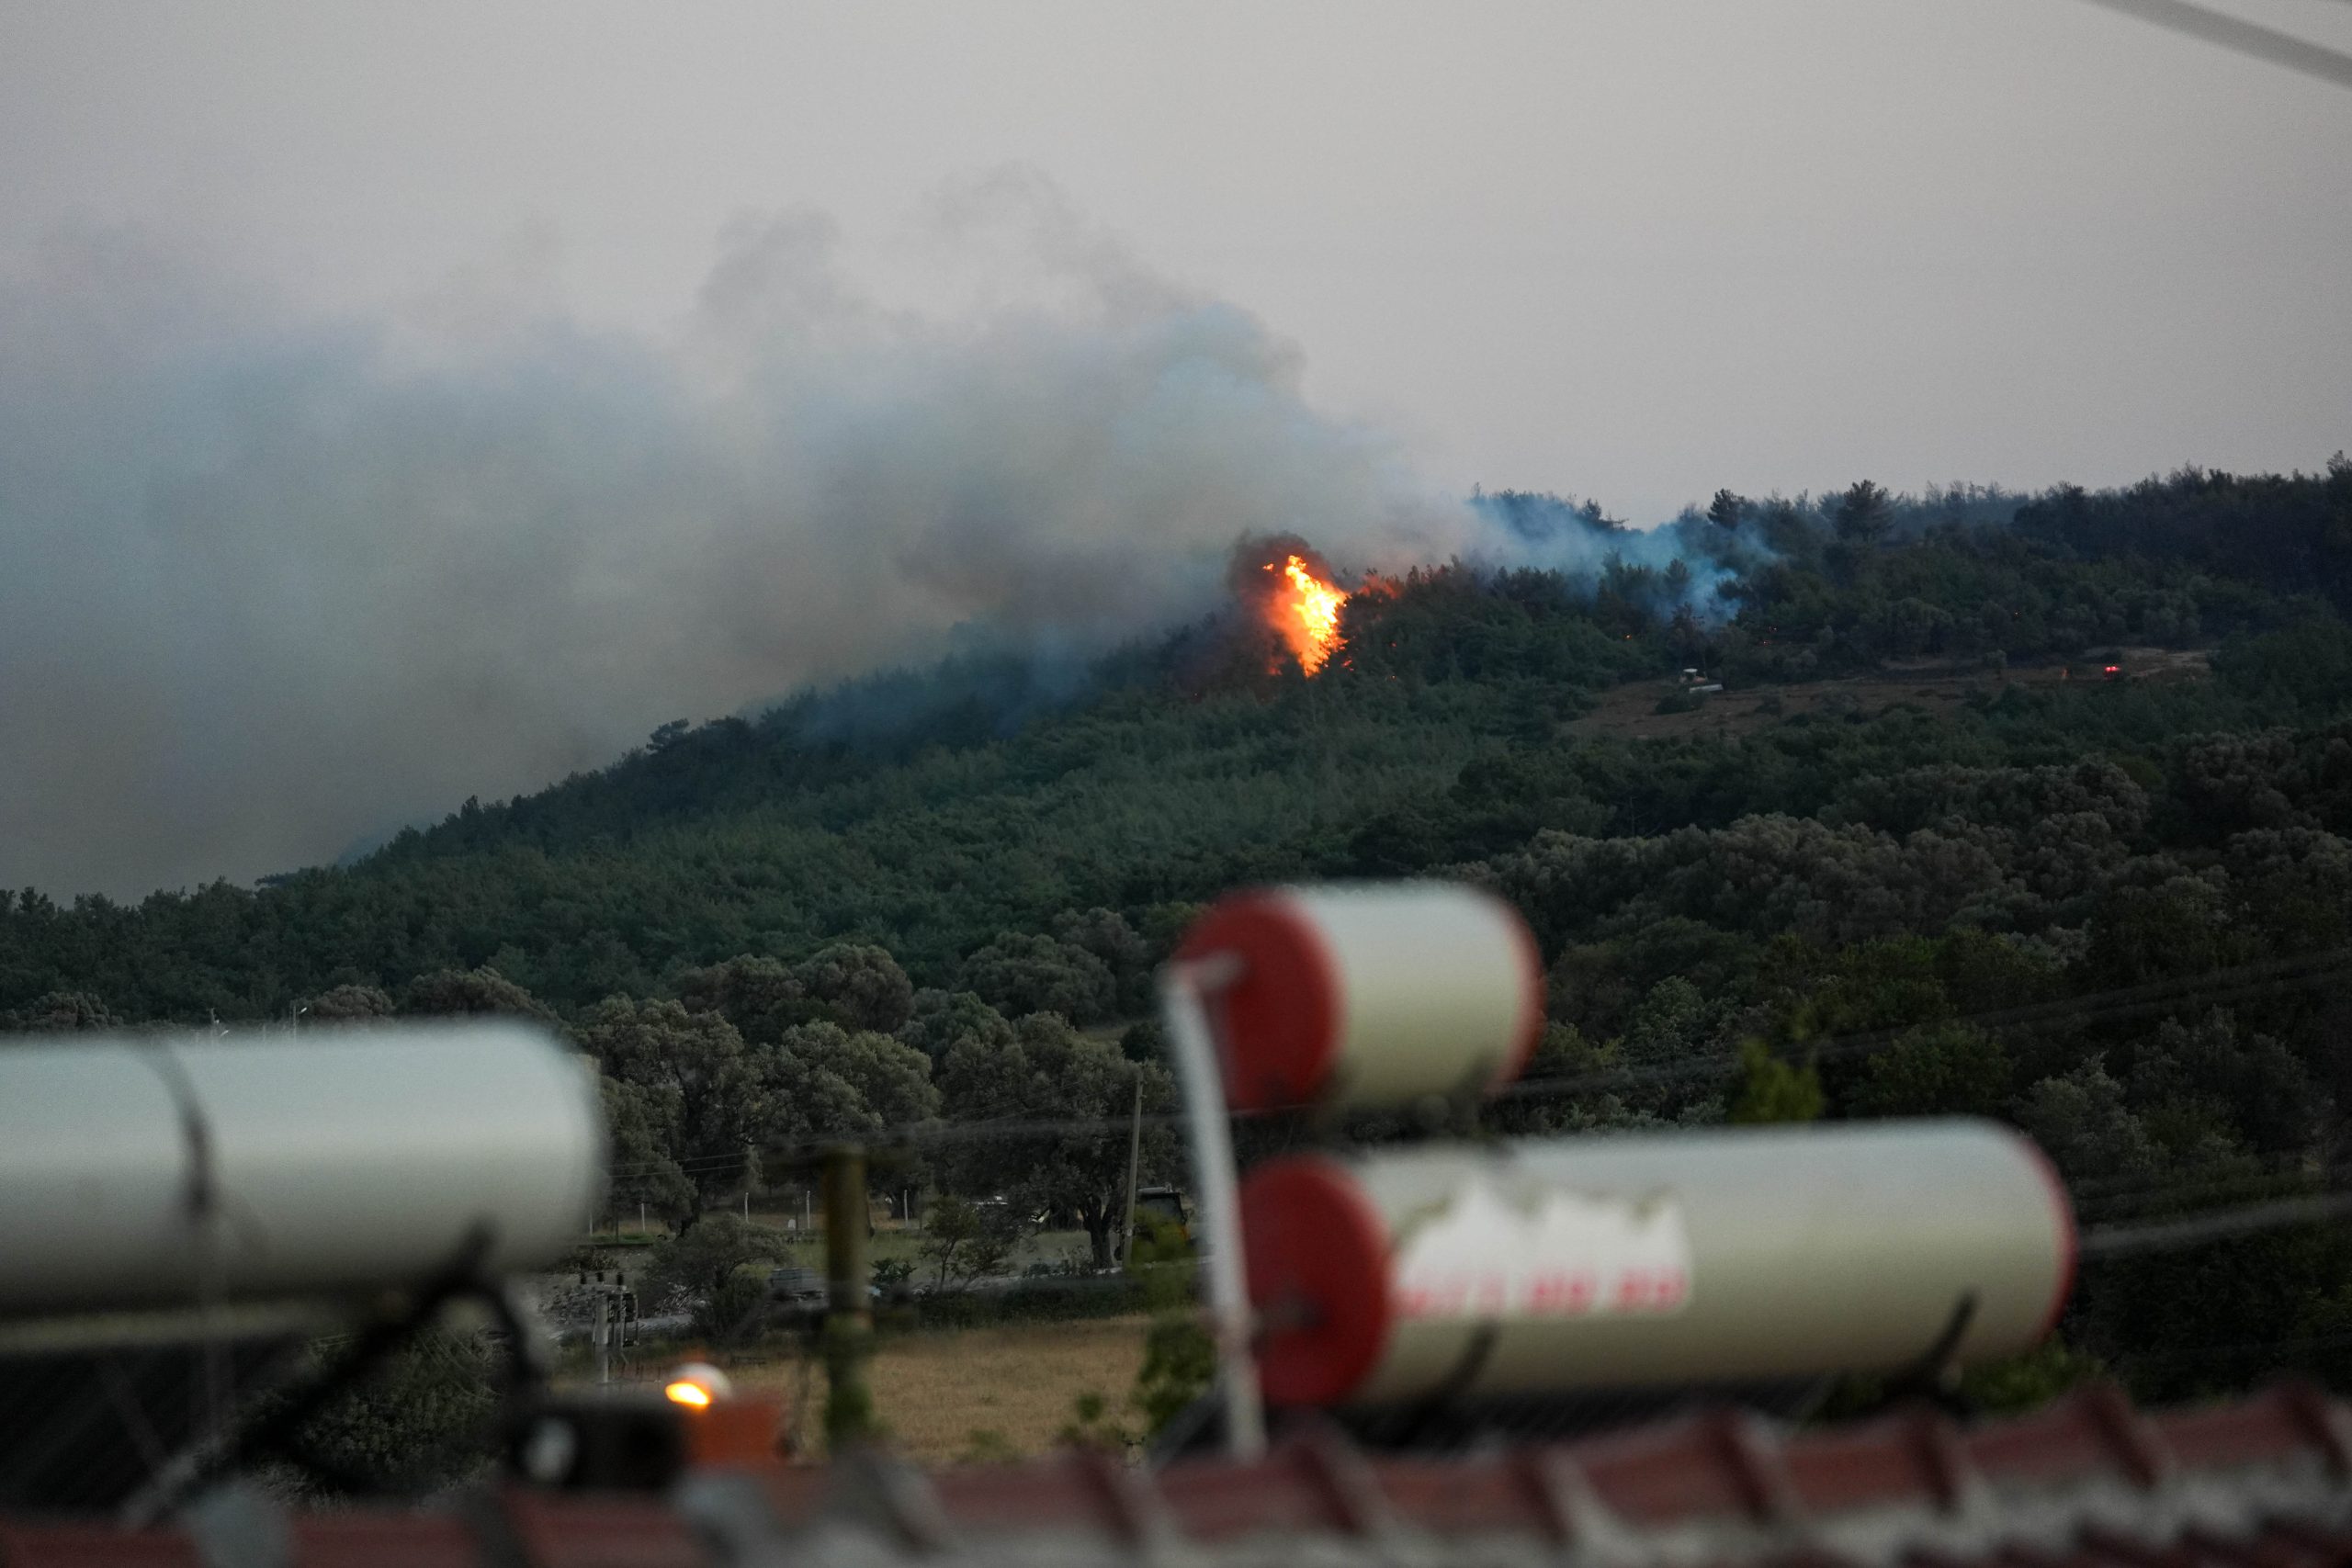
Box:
[8,456,2352,1399]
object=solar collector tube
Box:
[1176,882,1544,1112]
[0,1024,605,1318]
[1242,1119,2075,1408]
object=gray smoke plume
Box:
[0,175,1478,898]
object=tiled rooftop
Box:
[6,1383,2352,1566]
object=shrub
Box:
[1654,687,1704,716]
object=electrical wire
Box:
[2070,0,2352,91]
[2120,1325,2352,1367]
[622,942,2352,1173]
[584,947,2352,1268]
[2073,1156,2352,1219]
[2079,1188,2352,1256]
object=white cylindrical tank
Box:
[0,1024,606,1318]
[1240,1120,2074,1407]
[1176,882,1544,1111]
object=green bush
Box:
[900,1275,1149,1332]
[285,1329,503,1496]
[1654,686,1704,716]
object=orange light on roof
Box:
[663,1359,732,1410]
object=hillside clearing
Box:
[1569,648,2212,740]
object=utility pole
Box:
[586,1266,630,1383]
[820,1145,874,1449]
[1119,1069,1143,1268]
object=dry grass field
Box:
[732,1314,1152,1463]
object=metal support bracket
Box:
[1159,956,1267,1461]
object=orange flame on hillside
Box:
[1264,553,1347,675]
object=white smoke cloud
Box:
[0,175,1472,898]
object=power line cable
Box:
[605,943,2352,1177]
[2067,1145,2352,1207]
[945,942,2351,1152]
[2079,1188,2352,1256]
[2120,1325,2352,1367]
[594,947,2352,1263]
[2071,0,2352,91]
[669,944,2352,1170]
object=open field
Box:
[729,1314,1151,1462]
[1570,647,2211,741]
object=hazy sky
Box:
[2,3,2346,897]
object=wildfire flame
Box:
[1265,553,1347,675]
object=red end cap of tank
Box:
[2013,1128,2080,1340]
[1494,891,1547,1089]
[1176,890,1340,1111]
[1241,1156,1393,1407]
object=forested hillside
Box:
[8,457,2352,1397]
[6,460,2347,1021]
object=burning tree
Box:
[1227,535,1351,677]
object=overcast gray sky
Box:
[1,2,2346,897]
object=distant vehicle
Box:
[1133,1185,1190,1237]
[976,1193,1051,1226]
[765,1266,882,1305]
[766,1267,826,1304]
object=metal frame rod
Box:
[1159,956,1264,1460]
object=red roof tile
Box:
[6,1383,2352,1567]
[288,1515,479,1568]
[496,1493,703,1568]
[0,1525,198,1568]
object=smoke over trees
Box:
[17,166,2256,902]
[2,450,2349,1415]
[0,180,1467,897]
